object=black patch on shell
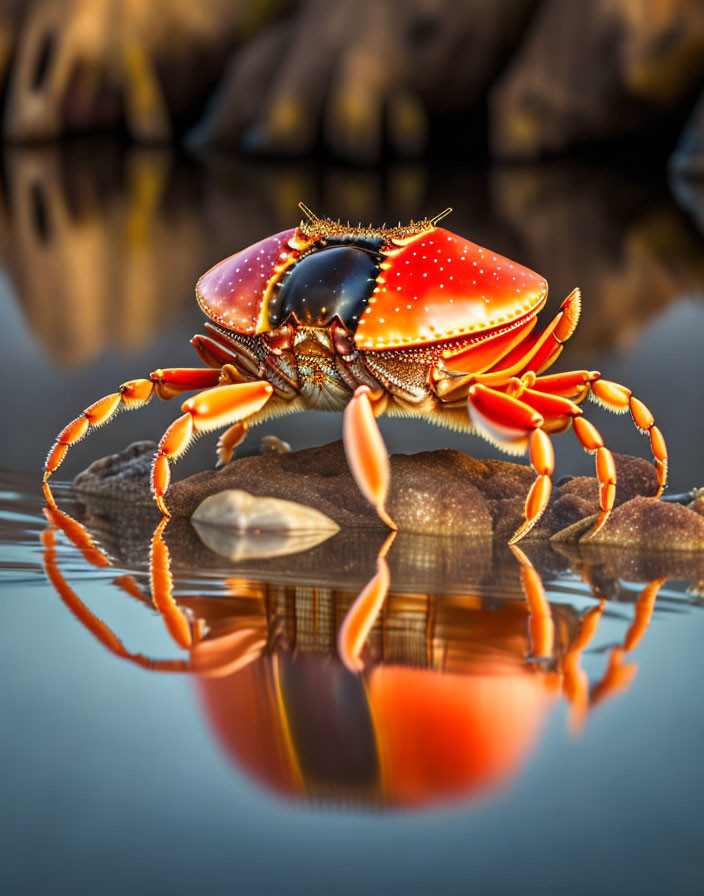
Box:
[268,244,381,330]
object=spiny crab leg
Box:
[43,367,222,508]
[467,383,556,543]
[531,370,668,497]
[590,379,668,497]
[343,385,397,530]
[216,421,248,467]
[468,380,620,542]
[152,381,274,515]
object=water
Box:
[1,148,704,894]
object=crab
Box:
[43,204,667,543]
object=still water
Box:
[1,147,704,894]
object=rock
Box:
[260,434,291,454]
[688,488,704,516]
[553,496,704,551]
[169,442,496,536]
[560,453,658,505]
[490,0,704,161]
[72,439,671,542]
[73,441,158,505]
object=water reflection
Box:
[38,487,704,810]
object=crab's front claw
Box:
[343,385,396,530]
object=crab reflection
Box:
[39,491,693,810]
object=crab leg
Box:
[216,422,249,467]
[531,370,668,497]
[43,367,222,507]
[153,381,274,515]
[590,378,668,497]
[467,383,555,543]
[512,385,618,539]
[343,385,396,530]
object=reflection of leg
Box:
[337,530,396,672]
[343,385,396,530]
[562,599,606,735]
[153,381,273,514]
[510,544,555,659]
[42,503,266,675]
[41,508,188,672]
[150,516,191,649]
[43,367,221,507]
[590,578,666,708]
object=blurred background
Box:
[0,0,703,489]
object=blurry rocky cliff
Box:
[0,0,704,170]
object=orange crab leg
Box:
[467,383,555,543]
[532,370,667,497]
[43,367,222,507]
[476,289,581,387]
[216,421,249,467]
[343,385,396,530]
[590,378,668,497]
[507,385,616,539]
[152,380,274,515]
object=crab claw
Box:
[343,385,396,530]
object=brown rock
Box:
[168,442,495,537]
[73,439,669,541]
[559,453,659,506]
[554,496,704,551]
[73,441,158,505]
[490,0,704,161]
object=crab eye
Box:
[268,246,379,328]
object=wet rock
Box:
[72,439,675,544]
[169,442,496,537]
[73,441,158,505]
[553,496,704,551]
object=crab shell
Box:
[195,222,548,350]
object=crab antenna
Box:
[298,202,318,222]
[430,207,453,226]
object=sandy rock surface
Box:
[552,496,704,551]
[67,437,704,550]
